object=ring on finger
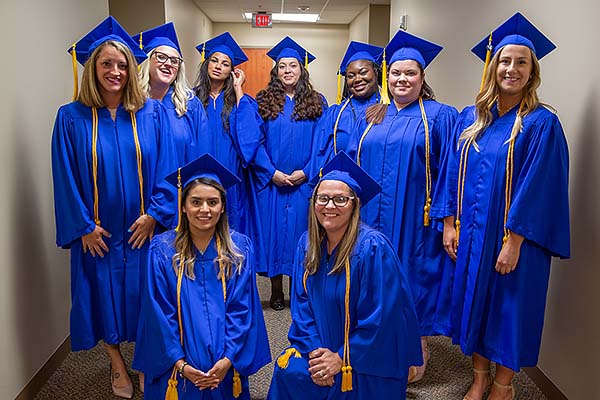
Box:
[318,370,324,378]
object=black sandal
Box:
[269,298,285,311]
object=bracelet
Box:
[178,361,188,378]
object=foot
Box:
[139,372,145,393]
[488,380,515,400]
[111,366,133,399]
[407,344,430,384]
[463,368,493,400]
[269,297,285,311]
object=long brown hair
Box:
[304,182,361,275]
[459,46,541,145]
[193,57,236,132]
[172,178,244,280]
[256,63,324,121]
[78,40,145,112]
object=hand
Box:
[288,170,307,186]
[127,214,156,249]
[307,348,342,387]
[205,357,232,389]
[272,170,294,187]
[180,363,218,390]
[232,69,245,103]
[495,232,524,275]
[81,225,111,257]
[443,216,457,261]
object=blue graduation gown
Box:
[253,95,327,276]
[135,230,270,399]
[161,87,209,167]
[51,99,177,350]
[268,226,421,399]
[349,100,458,336]
[449,105,570,371]
[308,92,381,178]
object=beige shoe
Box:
[463,368,493,400]
[491,380,516,400]
[111,366,134,399]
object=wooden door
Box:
[238,48,272,98]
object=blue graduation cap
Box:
[68,16,147,66]
[267,36,316,67]
[195,32,248,66]
[311,151,381,206]
[135,22,181,56]
[471,12,556,61]
[385,29,443,69]
[339,41,383,74]
[166,153,241,191]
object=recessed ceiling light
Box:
[297,6,310,12]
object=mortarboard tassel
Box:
[138,32,144,50]
[479,32,493,93]
[232,370,242,398]
[335,70,343,105]
[200,43,206,64]
[380,50,390,105]
[71,43,78,101]
[305,50,309,70]
[276,348,301,369]
[175,168,183,232]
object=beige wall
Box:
[165,0,213,84]
[0,2,109,398]
[391,1,600,399]
[109,0,165,33]
[349,6,370,43]
[368,5,391,47]
[212,22,349,103]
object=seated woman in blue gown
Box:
[309,41,383,177]
[441,13,570,400]
[348,30,458,383]
[136,154,270,400]
[268,152,421,400]
[136,22,208,166]
[52,16,176,398]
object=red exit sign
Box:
[252,13,272,28]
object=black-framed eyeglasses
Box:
[153,51,183,67]
[315,194,355,207]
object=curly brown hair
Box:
[256,63,324,121]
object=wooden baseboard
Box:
[15,336,71,400]
[524,366,569,400]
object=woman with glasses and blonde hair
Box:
[441,13,570,400]
[136,22,208,166]
[268,152,421,399]
[52,17,176,398]
[135,154,270,400]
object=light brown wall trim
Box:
[524,367,569,400]
[15,337,70,400]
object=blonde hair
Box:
[78,40,146,112]
[172,178,244,280]
[459,46,542,145]
[138,48,194,117]
[304,182,361,275]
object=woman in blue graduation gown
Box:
[441,13,570,400]
[192,32,262,238]
[309,41,382,177]
[268,152,421,400]
[51,17,176,398]
[137,154,270,400]
[254,36,327,310]
[136,22,209,167]
[348,30,458,382]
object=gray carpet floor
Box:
[34,275,547,399]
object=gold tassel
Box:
[138,32,144,50]
[380,50,390,105]
[455,219,461,244]
[71,43,78,101]
[175,168,182,232]
[276,348,301,369]
[304,50,309,70]
[423,198,431,227]
[164,368,179,400]
[201,43,206,64]
[479,32,493,93]
[91,107,100,225]
[418,97,432,227]
[335,70,343,104]
[232,369,242,398]
[130,112,145,217]
[341,365,353,392]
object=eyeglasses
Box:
[315,194,355,207]
[153,51,183,67]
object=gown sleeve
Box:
[300,94,329,178]
[506,111,570,258]
[233,95,263,166]
[222,234,271,375]
[146,101,178,230]
[138,236,185,380]
[287,233,323,354]
[305,106,336,181]
[336,231,422,378]
[51,105,97,248]
[252,122,277,190]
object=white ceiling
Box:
[192,0,390,24]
